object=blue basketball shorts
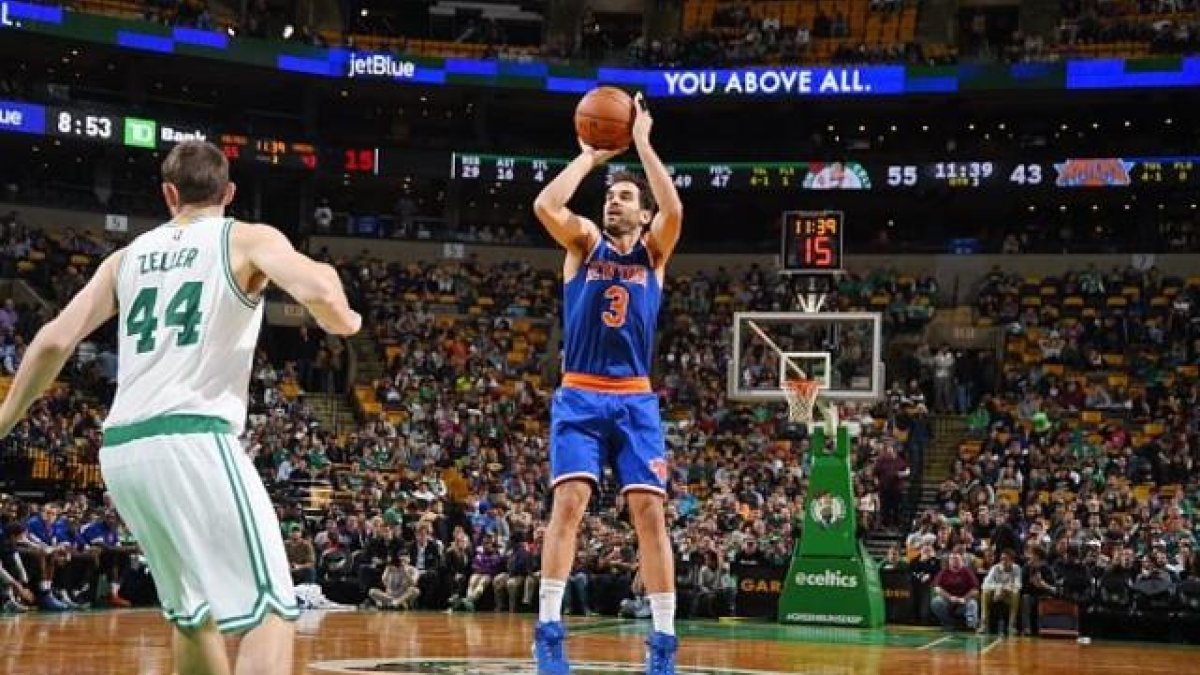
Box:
[549,386,668,496]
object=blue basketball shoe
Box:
[646,631,678,675]
[533,620,570,675]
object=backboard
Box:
[728,312,884,403]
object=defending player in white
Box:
[0,141,360,675]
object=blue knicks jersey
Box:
[562,237,661,379]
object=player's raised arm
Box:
[631,93,683,268]
[0,250,123,436]
[235,222,361,336]
[533,144,623,253]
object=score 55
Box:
[887,165,918,187]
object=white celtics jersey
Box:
[104,217,263,434]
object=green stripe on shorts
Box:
[164,602,212,630]
[103,414,232,447]
[216,594,300,634]
[214,433,270,588]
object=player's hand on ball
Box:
[631,92,652,146]
[577,139,626,166]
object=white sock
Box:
[649,593,676,636]
[538,578,566,623]
[39,581,51,592]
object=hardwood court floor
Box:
[0,609,1196,674]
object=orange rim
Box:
[785,380,821,396]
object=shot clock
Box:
[781,211,844,274]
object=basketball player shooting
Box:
[0,141,360,675]
[532,92,683,675]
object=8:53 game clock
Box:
[781,211,844,274]
[48,107,121,144]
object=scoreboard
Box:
[0,98,382,173]
[781,211,844,274]
[450,153,1049,191]
[219,134,318,170]
[451,153,865,191]
[4,98,1198,189]
[449,152,1200,192]
[218,135,380,174]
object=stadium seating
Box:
[2,215,1194,637]
[900,264,1200,636]
[1054,0,1200,59]
[51,0,1200,66]
[0,244,936,615]
[59,0,923,65]
[680,0,921,65]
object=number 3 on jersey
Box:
[126,282,204,354]
[602,285,629,328]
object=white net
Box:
[783,378,840,433]
[784,379,822,424]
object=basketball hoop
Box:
[784,379,823,424]
[745,316,843,433]
[784,377,840,434]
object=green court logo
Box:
[809,492,846,529]
[309,658,790,675]
[124,117,157,149]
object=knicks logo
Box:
[1054,158,1134,187]
[649,458,670,483]
[586,261,648,285]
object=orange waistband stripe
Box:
[562,372,652,394]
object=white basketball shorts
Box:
[99,414,298,633]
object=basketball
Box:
[574,86,635,150]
